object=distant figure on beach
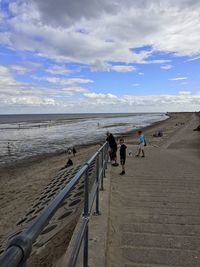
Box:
[7,142,11,155]
[136,130,145,158]
[153,130,163,137]
[119,138,127,175]
[193,125,200,131]
[72,147,77,156]
[67,148,72,155]
[60,158,73,170]
[106,131,118,166]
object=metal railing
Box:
[0,142,109,267]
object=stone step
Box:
[120,223,200,236]
[125,263,184,267]
[122,247,199,267]
[121,200,200,209]
[121,232,200,250]
[122,206,200,216]
[120,213,200,225]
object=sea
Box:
[0,113,168,166]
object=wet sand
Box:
[0,112,199,265]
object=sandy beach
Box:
[0,112,199,266]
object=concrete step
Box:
[118,213,200,225]
[121,232,200,250]
[120,223,200,236]
[122,247,199,267]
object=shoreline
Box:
[0,112,198,250]
[0,114,169,171]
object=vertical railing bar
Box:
[84,166,89,217]
[83,165,89,267]
[83,224,89,267]
[95,154,100,215]
[100,149,104,190]
[66,218,88,267]
[0,142,109,267]
[103,145,106,177]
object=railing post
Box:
[84,167,89,217]
[103,145,106,176]
[100,149,104,191]
[83,166,89,267]
[83,224,89,267]
[95,155,100,215]
[104,143,108,170]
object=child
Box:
[136,130,145,158]
[119,138,127,175]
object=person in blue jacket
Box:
[136,130,145,158]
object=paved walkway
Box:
[106,116,200,267]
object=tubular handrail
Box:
[0,141,109,267]
[66,142,109,267]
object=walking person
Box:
[72,147,77,156]
[119,138,127,175]
[106,131,118,166]
[136,130,145,158]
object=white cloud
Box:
[0,65,91,108]
[91,61,136,72]
[8,2,19,15]
[161,64,173,70]
[84,92,118,100]
[1,0,200,66]
[82,91,200,112]
[132,83,140,87]
[46,65,75,75]
[185,55,200,62]
[1,0,200,114]
[112,65,136,72]
[32,76,93,85]
[1,64,199,113]
[179,91,191,95]
[9,62,42,74]
[61,86,89,95]
[169,77,188,81]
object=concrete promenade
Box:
[105,115,200,267]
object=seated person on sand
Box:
[153,130,163,137]
[60,158,73,170]
[193,125,200,131]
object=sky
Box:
[0,0,200,114]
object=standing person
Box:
[136,130,145,158]
[72,147,76,156]
[119,138,127,175]
[106,131,118,166]
[7,142,11,155]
